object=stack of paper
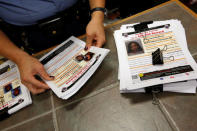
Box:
[0,61,32,116]
[40,36,110,99]
[114,19,197,93]
[0,36,109,119]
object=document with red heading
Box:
[114,20,197,93]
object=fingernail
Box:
[50,76,55,79]
[84,46,88,51]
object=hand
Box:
[16,54,54,95]
[86,15,106,49]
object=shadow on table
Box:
[157,91,197,99]
[121,93,153,104]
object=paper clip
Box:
[152,48,164,65]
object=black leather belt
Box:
[0,0,90,54]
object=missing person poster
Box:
[114,20,197,91]
[40,36,109,99]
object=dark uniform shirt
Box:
[0,0,78,26]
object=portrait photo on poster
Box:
[125,39,144,56]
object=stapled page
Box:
[114,20,197,91]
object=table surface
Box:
[1,1,197,131]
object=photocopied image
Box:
[125,39,144,56]
[75,52,95,62]
[41,36,110,99]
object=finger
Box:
[28,76,50,89]
[95,38,106,48]
[84,46,88,51]
[31,87,45,95]
[38,67,54,81]
[86,35,94,50]
[32,88,45,95]
[24,83,46,95]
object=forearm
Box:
[89,0,105,22]
[89,0,105,9]
[0,30,29,64]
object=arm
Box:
[86,0,106,49]
[0,30,53,94]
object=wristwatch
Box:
[90,7,107,16]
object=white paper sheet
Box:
[0,61,32,114]
[40,36,110,99]
[114,20,197,93]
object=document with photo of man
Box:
[0,61,32,117]
[40,36,110,99]
[114,20,197,93]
